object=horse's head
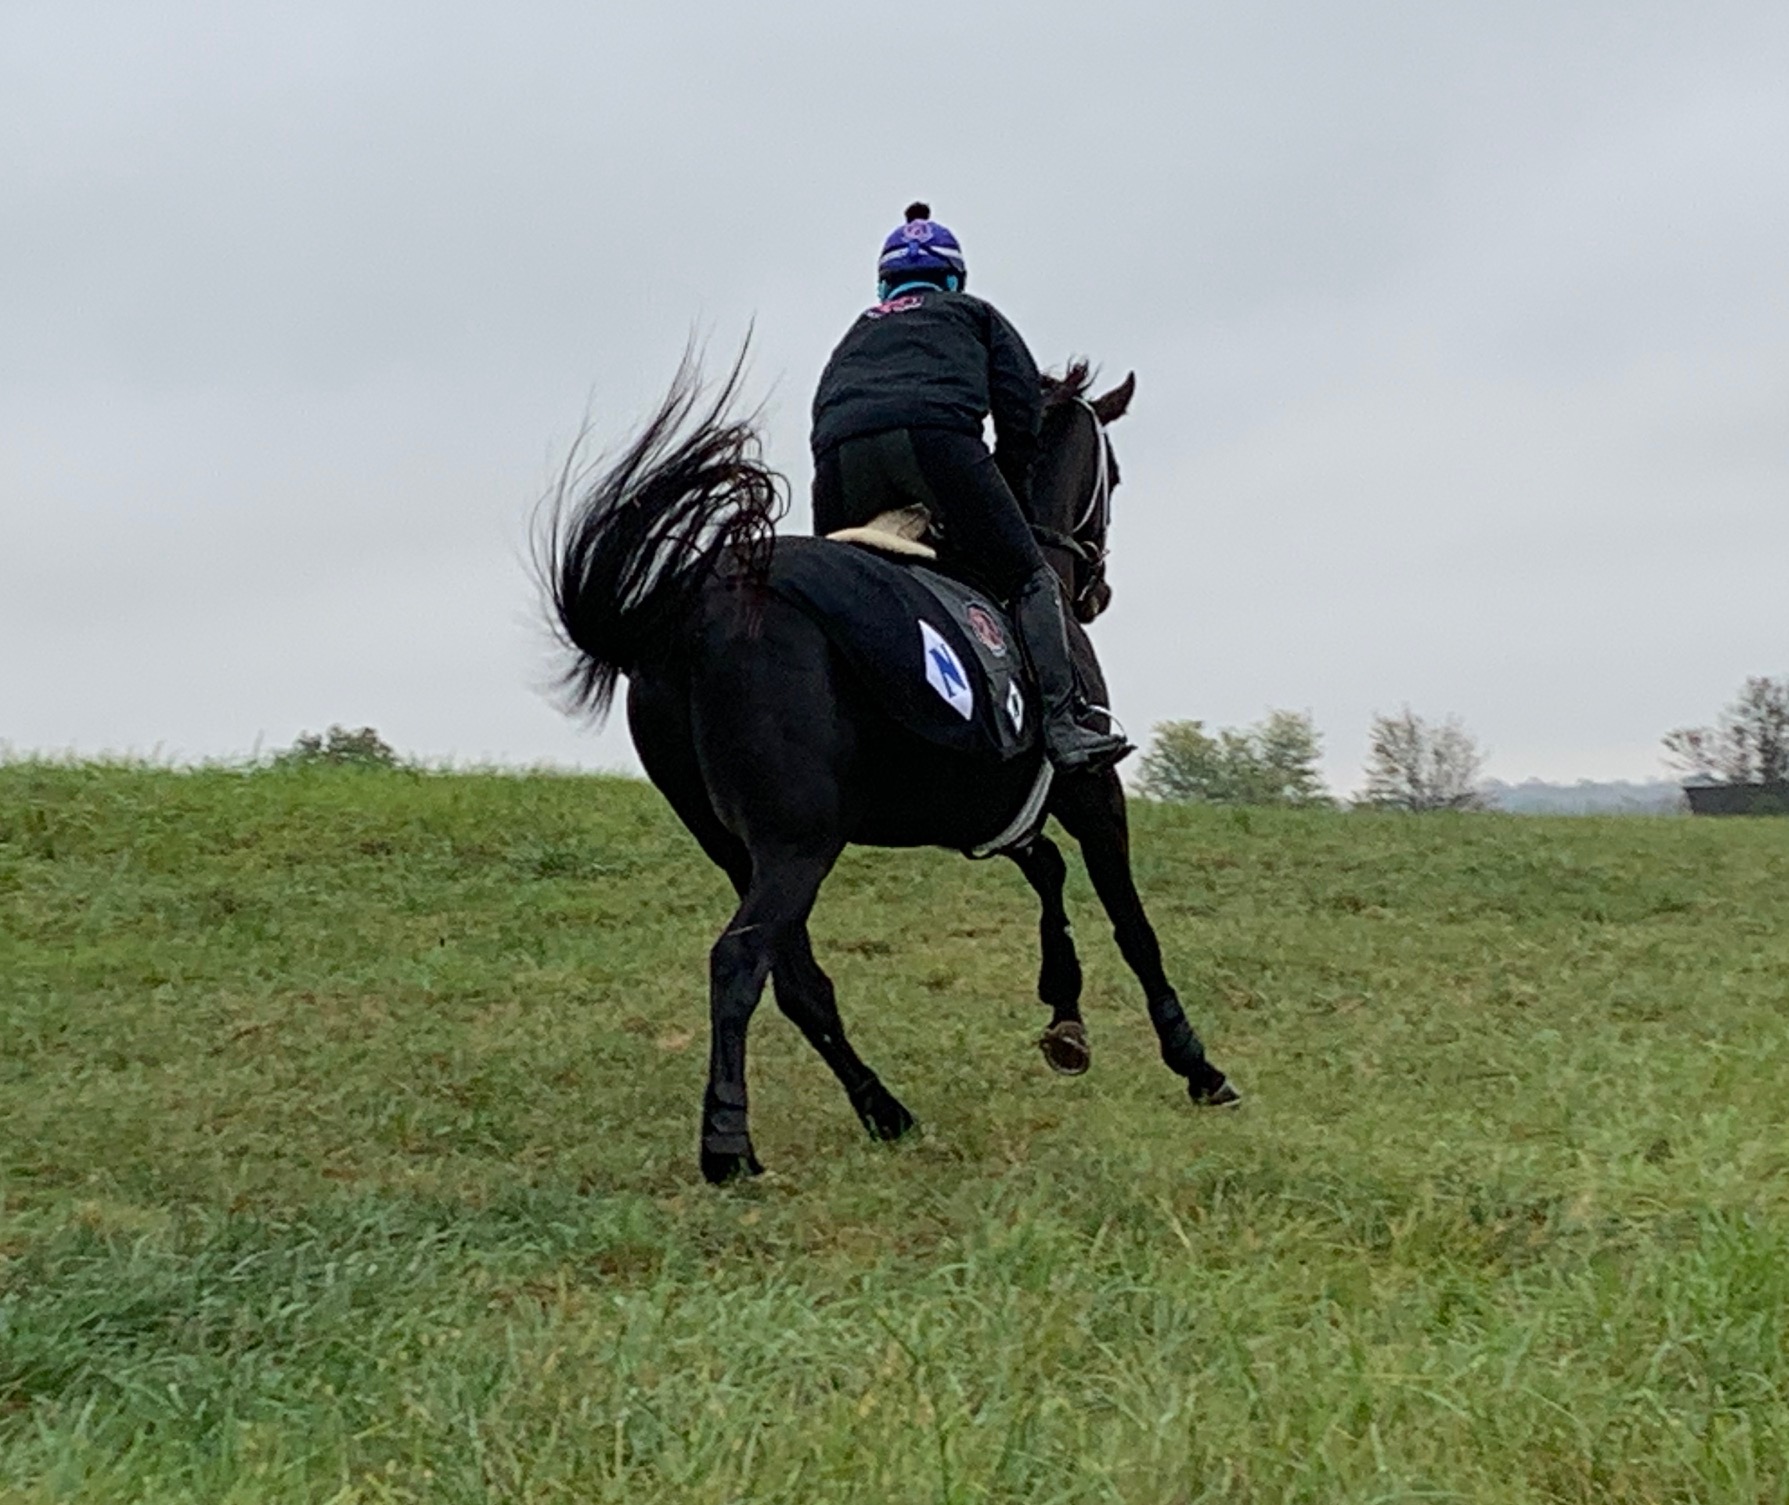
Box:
[1029,363,1135,623]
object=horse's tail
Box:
[535,345,786,719]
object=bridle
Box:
[1029,396,1114,617]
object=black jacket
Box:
[811,290,1042,497]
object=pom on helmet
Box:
[877,200,966,288]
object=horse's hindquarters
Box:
[683,591,857,852]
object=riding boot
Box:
[1012,567,1134,774]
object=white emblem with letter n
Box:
[918,620,974,720]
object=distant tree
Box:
[1662,676,1789,784]
[1138,710,1329,807]
[274,725,402,769]
[1359,708,1487,811]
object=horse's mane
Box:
[1040,359,1094,411]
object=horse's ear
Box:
[1092,372,1136,425]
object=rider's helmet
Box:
[877,202,967,297]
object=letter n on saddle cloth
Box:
[762,534,1037,765]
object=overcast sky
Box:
[4,1,1785,791]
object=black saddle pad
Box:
[764,536,1037,762]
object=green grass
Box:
[3,762,1787,1503]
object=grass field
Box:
[3,762,1787,1503]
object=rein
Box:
[1030,396,1112,612]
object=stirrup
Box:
[1056,703,1133,772]
[1050,734,1133,774]
[1083,704,1128,744]
[1045,714,1134,774]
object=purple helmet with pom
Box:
[878,202,967,289]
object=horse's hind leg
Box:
[712,869,915,1159]
[1052,771,1239,1107]
[631,677,911,1154]
[772,928,915,1143]
[703,845,840,1183]
[714,864,914,1145]
[1008,835,1091,1076]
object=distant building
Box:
[1683,783,1789,816]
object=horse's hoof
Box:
[864,1095,917,1143]
[1039,1020,1091,1076]
[700,1145,765,1184]
[1189,1075,1242,1108]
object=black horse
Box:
[539,351,1238,1183]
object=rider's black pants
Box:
[811,427,1043,600]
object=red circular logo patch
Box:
[965,604,1007,656]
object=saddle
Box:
[823,505,937,559]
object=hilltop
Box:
[3,763,1786,1502]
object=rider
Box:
[811,203,1130,774]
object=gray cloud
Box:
[5,1,1786,788]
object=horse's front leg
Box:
[1007,834,1091,1074]
[1051,772,1240,1106]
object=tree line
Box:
[1136,707,1487,811]
[1137,675,1788,812]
